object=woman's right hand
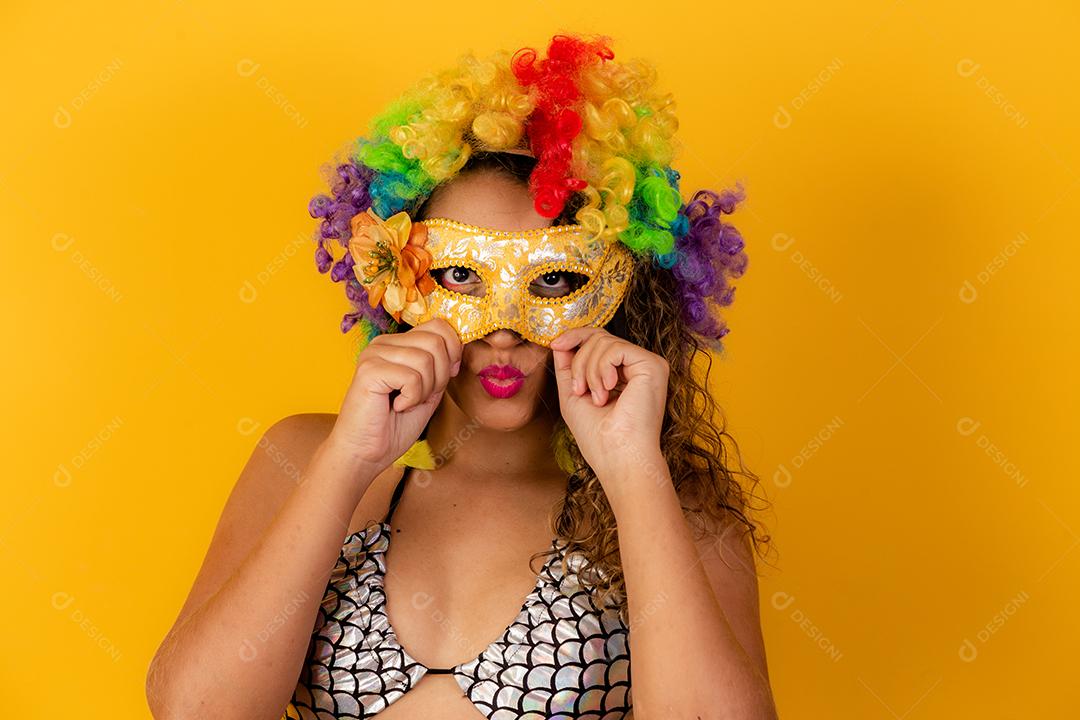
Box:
[328,317,463,472]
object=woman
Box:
[147,33,776,720]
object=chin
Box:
[446,373,552,432]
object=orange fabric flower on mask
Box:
[348,208,438,324]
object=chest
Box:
[381,521,554,669]
[283,522,633,719]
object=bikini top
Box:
[282,466,633,720]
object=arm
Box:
[145,415,381,720]
[603,453,778,720]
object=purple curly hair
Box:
[308,158,399,343]
[669,184,749,349]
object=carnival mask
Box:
[347,209,635,346]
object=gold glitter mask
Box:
[412,218,635,346]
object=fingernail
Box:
[451,360,461,376]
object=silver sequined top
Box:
[283,468,633,719]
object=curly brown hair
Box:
[415,151,776,623]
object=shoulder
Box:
[227,412,338,518]
[222,412,345,547]
[253,413,403,530]
[235,413,339,497]
[262,413,406,534]
[258,412,338,453]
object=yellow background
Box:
[3,0,1076,717]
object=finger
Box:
[585,336,620,405]
[570,332,606,400]
[381,320,461,392]
[365,360,426,412]
[392,367,427,412]
[550,326,602,352]
[414,317,464,372]
[383,328,451,391]
[369,342,437,401]
[551,345,577,404]
[413,386,445,413]
[592,339,632,404]
[602,356,620,391]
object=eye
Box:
[529,271,589,299]
[432,266,485,298]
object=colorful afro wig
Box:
[308,32,749,355]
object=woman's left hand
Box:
[550,327,669,481]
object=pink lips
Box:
[478,364,525,399]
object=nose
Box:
[482,327,526,348]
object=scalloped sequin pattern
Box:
[282,522,632,719]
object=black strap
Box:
[383,465,411,524]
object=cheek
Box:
[525,368,551,398]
